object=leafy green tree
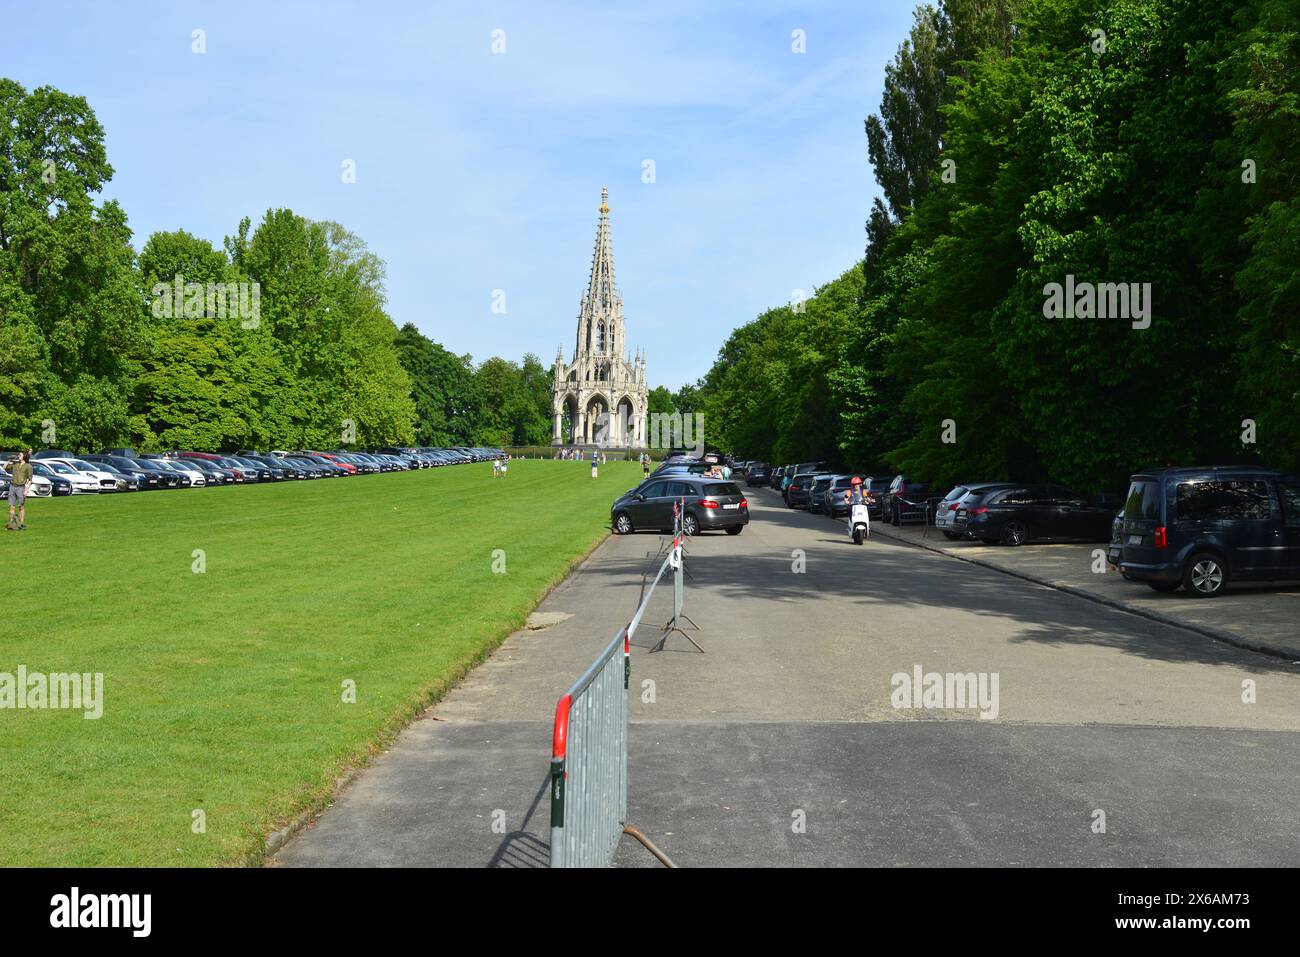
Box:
[0,79,143,449]
[392,324,484,445]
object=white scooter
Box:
[849,498,872,545]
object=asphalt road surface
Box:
[276,484,1300,867]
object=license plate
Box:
[957,510,966,518]
[723,503,739,509]
[1127,534,1143,545]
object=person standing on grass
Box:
[642,452,650,478]
[591,447,599,479]
[492,457,500,478]
[7,449,33,531]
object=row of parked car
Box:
[733,460,1300,598]
[0,446,507,495]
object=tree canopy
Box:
[694,0,1298,491]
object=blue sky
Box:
[1,1,910,389]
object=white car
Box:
[43,458,119,493]
[154,458,206,487]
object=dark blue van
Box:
[1119,468,1300,597]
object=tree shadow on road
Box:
[582,488,1300,676]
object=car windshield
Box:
[708,483,741,496]
[47,462,77,474]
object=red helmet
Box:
[851,476,863,486]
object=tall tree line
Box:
[696,0,1297,492]
[0,79,561,453]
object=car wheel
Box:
[1001,521,1028,546]
[725,526,742,536]
[1183,552,1227,597]
[1146,580,1180,593]
[682,513,699,537]
[613,512,633,535]
[942,531,962,541]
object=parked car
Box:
[177,452,243,483]
[807,474,837,514]
[745,463,771,487]
[211,456,256,482]
[1118,467,1300,597]
[152,458,207,487]
[83,454,161,489]
[188,458,237,484]
[961,484,1116,546]
[119,457,179,488]
[881,475,952,525]
[32,459,101,494]
[781,462,827,503]
[935,483,1016,539]
[43,458,121,493]
[785,472,822,509]
[611,477,749,536]
[227,455,275,481]
[308,452,358,474]
[92,460,145,491]
[28,462,75,495]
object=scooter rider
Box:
[845,476,874,535]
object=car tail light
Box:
[699,499,719,509]
[740,498,748,509]
[969,506,989,515]
[1154,526,1168,548]
[947,502,960,511]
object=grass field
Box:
[0,459,637,866]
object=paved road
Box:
[276,486,1300,867]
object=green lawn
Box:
[0,459,636,866]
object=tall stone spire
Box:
[553,187,647,448]
[577,186,622,357]
[589,186,614,307]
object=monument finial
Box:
[599,186,609,214]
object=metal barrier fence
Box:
[549,538,679,868]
